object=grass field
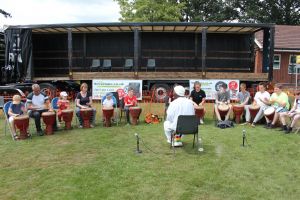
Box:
[0,103,299,200]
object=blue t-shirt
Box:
[9,103,25,115]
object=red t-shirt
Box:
[124,95,137,107]
[57,100,70,115]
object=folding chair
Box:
[170,115,199,154]
[101,95,118,126]
[51,97,59,110]
[3,101,15,140]
[123,59,133,71]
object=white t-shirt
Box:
[254,91,270,107]
[166,97,195,130]
[102,98,114,108]
[32,94,46,110]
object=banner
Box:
[92,79,143,100]
[189,79,240,100]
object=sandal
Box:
[13,134,19,140]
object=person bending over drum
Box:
[124,87,138,124]
[8,95,27,139]
[279,92,300,133]
[27,84,57,136]
[75,83,96,128]
[190,81,206,124]
[57,91,70,125]
[265,84,290,129]
[243,82,270,127]
[214,83,232,122]
[237,83,250,106]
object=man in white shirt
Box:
[164,85,195,146]
[244,82,270,127]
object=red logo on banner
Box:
[228,81,238,90]
[117,88,125,99]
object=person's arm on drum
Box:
[241,96,250,106]
[199,92,206,106]
[8,107,18,117]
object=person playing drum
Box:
[243,82,270,127]
[190,81,206,124]
[124,87,138,124]
[102,92,116,122]
[57,91,70,125]
[75,83,96,128]
[8,95,27,140]
[26,84,57,136]
[279,92,300,133]
[214,83,232,122]
[164,85,195,147]
[265,84,290,129]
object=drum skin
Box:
[129,107,142,125]
[264,107,275,121]
[14,115,29,139]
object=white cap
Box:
[60,91,68,97]
[174,85,185,97]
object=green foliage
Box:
[115,0,300,25]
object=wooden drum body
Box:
[233,105,244,124]
[42,111,56,135]
[62,109,73,130]
[217,104,229,119]
[14,115,29,139]
[195,106,205,120]
[129,107,142,125]
[102,107,114,127]
[80,108,93,128]
[264,107,275,121]
[249,105,260,122]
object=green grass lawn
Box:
[0,103,299,200]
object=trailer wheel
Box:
[40,83,57,99]
[151,84,170,102]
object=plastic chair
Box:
[146,59,156,72]
[51,97,59,110]
[124,59,133,71]
[170,115,199,154]
[3,101,15,140]
[90,59,101,72]
[102,59,112,71]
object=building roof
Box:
[5,22,274,34]
[256,25,300,51]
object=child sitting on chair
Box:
[57,91,70,123]
[102,92,114,108]
[8,95,27,139]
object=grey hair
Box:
[32,84,40,90]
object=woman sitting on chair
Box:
[8,95,27,139]
[75,83,96,128]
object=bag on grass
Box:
[217,120,234,129]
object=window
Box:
[273,54,281,69]
[288,55,300,74]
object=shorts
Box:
[9,116,14,123]
[276,107,288,113]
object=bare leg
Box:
[225,105,232,121]
[279,112,288,126]
[272,112,279,125]
[290,114,300,128]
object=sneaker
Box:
[172,141,183,147]
[285,127,292,134]
[277,126,287,131]
[241,122,250,126]
[267,124,275,129]
[90,124,94,128]
[167,139,171,144]
[79,125,83,128]
[264,122,271,128]
[251,122,256,127]
[200,119,204,124]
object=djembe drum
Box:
[217,104,229,120]
[233,104,244,123]
[14,115,29,139]
[62,109,73,130]
[80,108,93,128]
[264,107,275,121]
[129,107,142,125]
[102,107,114,127]
[42,111,56,135]
[249,104,260,122]
[195,105,205,121]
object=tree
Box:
[238,0,300,25]
[0,9,11,18]
[115,0,184,22]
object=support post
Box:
[133,27,140,75]
[67,28,73,79]
[201,27,207,78]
